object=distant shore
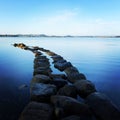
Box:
[0,34,120,38]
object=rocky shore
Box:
[13,43,120,120]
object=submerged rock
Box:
[18,84,28,90]
[19,102,54,120]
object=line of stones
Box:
[13,43,120,120]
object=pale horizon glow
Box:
[0,0,120,35]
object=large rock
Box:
[49,79,68,90]
[34,61,50,69]
[67,72,86,83]
[51,55,63,62]
[31,74,51,84]
[30,83,57,102]
[57,85,77,98]
[33,67,52,75]
[51,95,91,116]
[54,62,72,71]
[46,51,57,56]
[64,67,79,74]
[19,102,53,120]
[50,74,67,79]
[61,115,93,120]
[74,80,96,98]
[86,92,120,120]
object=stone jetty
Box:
[13,43,120,120]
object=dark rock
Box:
[31,74,51,84]
[34,67,52,75]
[30,83,57,102]
[19,102,54,120]
[49,79,68,90]
[67,72,86,83]
[35,55,47,60]
[51,55,63,62]
[61,115,81,120]
[64,67,79,74]
[46,51,57,56]
[53,59,67,63]
[74,80,96,98]
[51,95,92,116]
[33,46,40,50]
[86,92,120,120]
[54,62,72,71]
[34,52,42,57]
[57,85,77,98]
[50,74,67,79]
[34,62,50,69]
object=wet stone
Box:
[19,102,54,120]
[86,92,120,120]
[30,83,57,102]
[31,74,51,84]
[49,79,68,90]
[50,74,67,79]
[74,80,96,98]
[51,55,63,62]
[57,85,77,98]
[34,62,50,69]
[51,95,92,116]
[54,62,72,71]
[67,72,86,83]
[33,67,52,76]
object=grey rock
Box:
[54,62,72,71]
[86,92,120,120]
[50,74,67,79]
[74,80,96,98]
[33,67,52,75]
[51,95,91,116]
[19,102,53,120]
[30,83,57,102]
[67,72,86,83]
[46,51,57,56]
[31,74,51,84]
[57,85,77,98]
[51,55,63,62]
[64,67,79,75]
[34,61,50,69]
[49,79,68,90]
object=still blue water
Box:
[0,37,120,119]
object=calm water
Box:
[0,37,120,119]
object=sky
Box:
[0,0,120,35]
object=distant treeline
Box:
[0,34,120,38]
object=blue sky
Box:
[0,0,120,35]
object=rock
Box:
[51,95,91,116]
[50,74,67,79]
[61,115,81,120]
[35,55,47,60]
[57,85,77,98]
[31,74,51,84]
[34,67,52,76]
[54,62,72,71]
[49,79,68,90]
[74,80,96,98]
[46,51,57,56]
[34,62,50,69]
[86,92,120,120]
[34,52,42,57]
[51,55,63,62]
[33,46,40,50]
[61,115,92,120]
[53,59,67,63]
[18,84,28,90]
[67,72,86,83]
[19,102,53,120]
[64,67,79,74]
[30,83,57,102]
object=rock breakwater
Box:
[13,43,120,120]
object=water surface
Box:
[0,37,120,119]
